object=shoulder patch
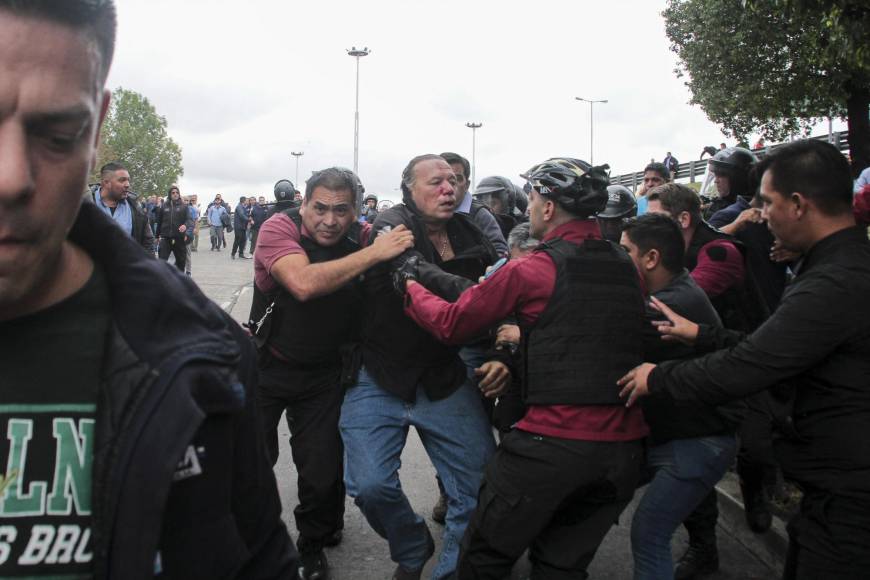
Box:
[705,245,728,262]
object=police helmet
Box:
[274,179,296,202]
[364,193,378,204]
[597,185,637,219]
[512,182,528,216]
[474,176,514,214]
[522,158,610,217]
[708,147,757,197]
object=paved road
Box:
[187,245,775,580]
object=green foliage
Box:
[94,88,184,198]
[663,0,869,142]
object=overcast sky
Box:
[106,0,843,203]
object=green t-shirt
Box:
[0,264,110,578]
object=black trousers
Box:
[683,395,778,548]
[257,354,345,550]
[783,491,870,579]
[158,237,186,272]
[232,228,248,257]
[457,430,644,580]
[250,227,260,254]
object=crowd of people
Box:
[2,2,870,580]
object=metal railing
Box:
[610,131,851,190]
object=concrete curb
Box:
[715,472,788,575]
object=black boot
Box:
[741,481,773,533]
[674,543,719,579]
[297,548,329,580]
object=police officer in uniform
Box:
[398,158,648,579]
[596,184,638,243]
[701,146,756,220]
[268,178,300,218]
[250,167,414,580]
[473,176,520,239]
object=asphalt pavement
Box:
[188,242,777,580]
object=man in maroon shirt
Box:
[250,167,414,580]
[399,158,648,579]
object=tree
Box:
[94,88,184,197]
[663,0,870,175]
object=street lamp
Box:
[465,122,482,192]
[575,97,608,164]
[347,46,370,175]
[291,151,304,186]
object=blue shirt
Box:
[207,205,227,227]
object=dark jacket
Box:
[641,270,737,444]
[90,190,155,254]
[361,202,499,402]
[649,227,870,497]
[234,203,251,230]
[68,202,297,580]
[156,198,194,240]
[251,204,268,229]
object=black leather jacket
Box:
[68,203,297,579]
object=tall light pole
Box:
[347,46,370,175]
[291,151,304,186]
[465,122,482,192]
[575,97,608,164]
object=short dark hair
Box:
[99,162,125,178]
[439,152,470,180]
[646,183,702,225]
[305,167,358,205]
[401,154,445,198]
[644,162,670,180]
[622,214,685,274]
[753,139,853,216]
[0,0,117,83]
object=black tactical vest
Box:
[521,237,646,406]
[250,208,363,367]
[685,221,769,332]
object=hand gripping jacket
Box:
[521,237,646,406]
[249,208,364,366]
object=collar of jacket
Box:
[797,225,870,276]
[69,201,239,365]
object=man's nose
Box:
[0,123,35,205]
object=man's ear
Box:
[677,211,692,230]
[791,192,806,219]
[644,249,660,271]
[542,199,555,223]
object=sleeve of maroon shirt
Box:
[252,214,304,292]
[404,255,554,345]
[690,239,745,298]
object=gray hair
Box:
[305,167,361,207]
[400,154,445,199]
[507,222,539,252]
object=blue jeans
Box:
[340,367,496,580]
[631,435,737,580]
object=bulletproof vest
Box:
[251,208,363,366]
[521,237,646,406]
[686,221,769,332]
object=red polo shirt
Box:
[405,219,648,441]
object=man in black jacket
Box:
[619,214,737,579]
[341,154,506,580]
[0,2,297,578]
[619,139,870,579]
[156,185,194,271]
